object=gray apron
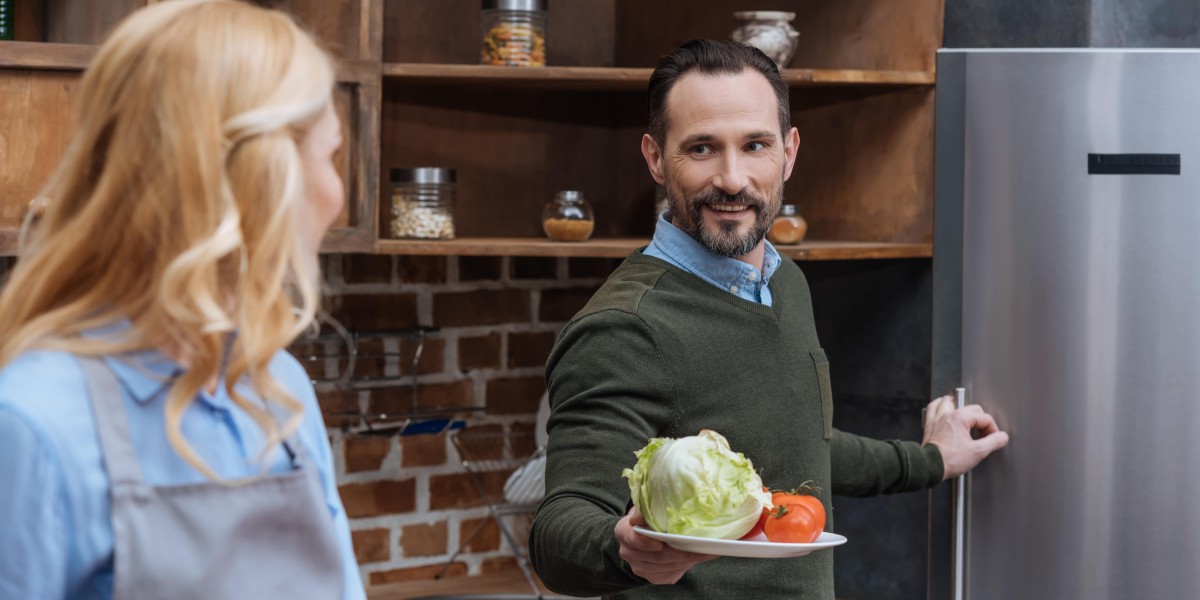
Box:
[80,357,344,600]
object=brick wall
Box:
[311,254,615,587]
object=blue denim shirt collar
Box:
[644,211,781,305]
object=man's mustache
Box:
[690,189,768,210]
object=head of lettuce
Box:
[621,429,773,539]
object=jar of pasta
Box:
[543,190,594,242]
[481,0,546,67]
[390,168,456,240]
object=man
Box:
[528,39,1008,599]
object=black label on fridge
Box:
[1088,153,1180,175]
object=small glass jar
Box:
[481,0,546,67]
[543,190,594,242]
[768,204,807,245]
[390,167,456,240]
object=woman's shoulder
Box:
[0,350,100,480]
[265,348,328,441]
[0,350,91,417]
[267,349,315,401]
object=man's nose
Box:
[711,154,748,195]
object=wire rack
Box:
[436,429,545,599]
[291,320,483,437]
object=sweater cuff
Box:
[904,442,945,490]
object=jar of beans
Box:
[390,168,456,240]
[481,0,546,67]
[543,190,594,242]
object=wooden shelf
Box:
[0,49,936,90]
[0,41,93,70]
[381,63,934,90]
[374,237,932,260]
[367,570,561,599]
[0,41,377,83]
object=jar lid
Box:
[391,167,456,184]
[555,190,586,203]
[483,0,546,11]
[779,204,798,216]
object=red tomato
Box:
[764,495,825,544]
[772,490,801,506]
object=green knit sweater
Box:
[529,252,944,599]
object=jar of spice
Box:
[543,190,594,242]
[767,204,807,245]
[481,0,546,67]
[390,168,456,240]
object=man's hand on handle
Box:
[614,506,717,585]
[922,394,1010,480]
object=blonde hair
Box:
[0,0,337,480]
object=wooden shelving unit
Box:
[2,0,944,261]
[378,0,942,257]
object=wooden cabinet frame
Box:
[0,43,380,254]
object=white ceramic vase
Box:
[730,11,800,69]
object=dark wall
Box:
[805,259,936,600]
[944,0,1092,47]
[945,0,1200,48]
[1092,0,1200,46]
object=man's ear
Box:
[641,133,666,185]
[782,127,800,182]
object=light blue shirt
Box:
[644,211,782,306]
[0,325,365,600]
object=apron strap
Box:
[79,356,146,487]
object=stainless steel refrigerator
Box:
[933,49,1200,600]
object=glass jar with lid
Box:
[390,167,456,240]
[767,204,807,245]
[481,0,546,67]
[543,190,594,242]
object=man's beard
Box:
[667,184,783,258]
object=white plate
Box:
[633,527,847,559]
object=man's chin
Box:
[698,228,761,258]
[703,221,752,242]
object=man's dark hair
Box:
[647,39,791,150]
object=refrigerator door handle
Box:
[954,387,967,600]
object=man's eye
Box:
[690,145,714,155]
[746,141,767,152]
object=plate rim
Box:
[632,525,847,551]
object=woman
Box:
[0,1,365,598]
